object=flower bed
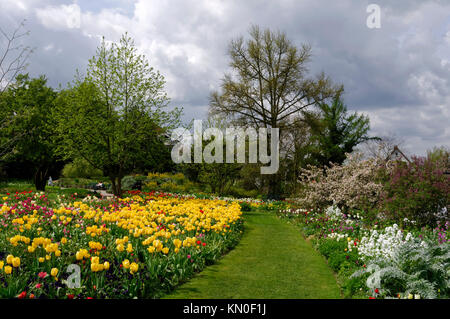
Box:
[0,190,243,299]
[277,205,450,299]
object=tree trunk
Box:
[34,166,48,191]
[109,175,123,197]
[267,173,282,200]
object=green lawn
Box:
[164,210,342,299]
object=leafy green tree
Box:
[0,74,58,190]
[54,33,182,196]
[304,95,376,166]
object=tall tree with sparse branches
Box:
[210,25,342,198]
[0,19,32,93]
[0,19,33,159]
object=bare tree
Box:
[361,134,405,160]
[210,25,342,130]
[210,25,342,198]
[0,19,33,93]
[0,19,33,159]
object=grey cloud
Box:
[0,0,448,155]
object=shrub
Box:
[297,153,384,213]
[121,175,137,190]
[160,181,183,193]
[380,154,449,227]
[61,158,103,179]
[226,187,259,199]
[317,239,360,272]
[145,181,158,190]
[239,202,252,212]
[351,240,450,299]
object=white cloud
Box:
[36,3,81,30]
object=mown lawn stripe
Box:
[163,210,341,299]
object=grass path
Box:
[163,210,342,299]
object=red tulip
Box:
[18,291,27,299]
[38,272,48,279]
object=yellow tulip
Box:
[51,268,58,277]
[130,262,139,274]
[4,266,12,274]
[12,257,20,268]
[126,243,133,253]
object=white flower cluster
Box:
[327,232,348,241]
[82,195,103,203]
[358,224,414,261]
[325,205,343,221]
[279,208,308,215]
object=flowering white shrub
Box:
[297,152,384,211]
[358,224,419,261]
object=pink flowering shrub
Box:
[380,154,449,227]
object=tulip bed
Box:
[0,190,243,299]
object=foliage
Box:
[53,33,181,197]
[303,95,375,166]
[380,152,449,227]
[0,74,58,191]
[144,172,203,194]
[0,20,33,159]
[62,158,103,179]
[238,202,252,212]
[351,240,450,299]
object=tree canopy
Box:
[303,95,376,166]
[54,33,182,196]
[0,74,58,190]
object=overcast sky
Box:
[1,0,449,156]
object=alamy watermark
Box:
[366,4,381,29]
[170,120,280,174]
